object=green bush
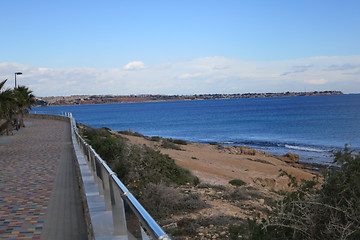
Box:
[170,218,198,237]
[139,183,208,219]
[161,140,182,150]
[117,130,132,135]
[168,216,242,238]
[149,136,161,142]
[117,130,144,138]
[81,126,198,190]
[132,132,145,137]
[172,139,188,145]
[100,126,111,131]
[224,188,249,201]
[229,179,246,187]
[197,183,227,191]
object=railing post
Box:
[95,158,104,195]
[89,148,96,176]
[141,227,150,240]
[109,176,128,236]
[101,167,112,211]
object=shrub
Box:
[176,193,210,211]
[83,128,127,166]
[117,130,132,135]
[229,179,246,187]
[161,140,182,150]
[100,126,111,131]
[253,159,274,165]
[168,216,243,238]
[240,146,360,240]
[125,144,198,186]
[172,139,188,145]
[140,183,209,219]
[197,183,227,191]
[170,218,198,237]
[224,188,249,201]
[139,183,182,219]
[229,224,243,240]
[80,126,198,189]
[132,132,145,137]
[149,136,161,142]
[117,130,144,138]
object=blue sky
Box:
[1,0,360,96]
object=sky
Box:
[1,0,360,96]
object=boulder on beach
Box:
[223,145,274,157]
[278,152,300,164]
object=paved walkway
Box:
[0,118,87,239]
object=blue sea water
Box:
[32,94,360,164]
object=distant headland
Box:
[37,91,343,106]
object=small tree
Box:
[0,80,18,135]
[14,85,36,127]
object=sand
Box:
[115,132,317,191]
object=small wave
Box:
[220,141,236,145]
[285,144,326,153]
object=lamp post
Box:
[15,72,22,88]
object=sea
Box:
[31,94,360,165]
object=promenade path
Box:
[0,117,88,239]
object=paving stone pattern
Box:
[0,118,87,239]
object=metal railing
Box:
[69,114,171,240]
[32,111,171,240]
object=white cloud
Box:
[179,73,204,79]
[1,55,360,96]
[123,61,146,70]
[305,79,328,85]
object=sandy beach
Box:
[115,132,317,191]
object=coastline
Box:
[114,131,319,191]
[37,91,343,106]
[31,93,359,168]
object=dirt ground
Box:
[113,132,321,239]
[116,132,316,191]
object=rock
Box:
[280,152,300,163]
[220,231,226,236]
[253,177,276,189]
[162,222,177,229]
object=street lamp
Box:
[14,72,22,88]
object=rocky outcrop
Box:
[277,153,300,164]
[220,145,274,157]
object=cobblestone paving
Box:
[0,118,67,239]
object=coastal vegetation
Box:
[238,146,360,240]
[229,179,247,187]
[80,125,360,239]
[80,126,199,188]
[0,80,36,134]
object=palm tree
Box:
[0,80,18,135]
[13,85,36,127]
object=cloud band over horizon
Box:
[1,55,359,97]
